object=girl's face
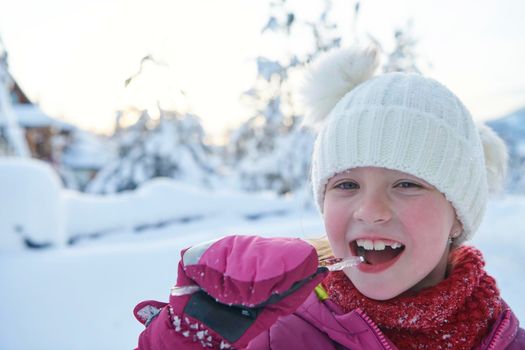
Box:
[323,167,462,300]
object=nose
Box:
[353,190,392,224]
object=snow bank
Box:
[0,158,65,251]
[64,177,297,243]
[0,158,299,251]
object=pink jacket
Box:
[134,235,523,349]
[247,292,525,350]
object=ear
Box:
[450,218,463,239]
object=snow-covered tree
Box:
[234,124,315,195]
[85,51,222,194]
[227,0,347,196]
[57,129,115,191]
[86,108,219,194]
[382,21,421,74]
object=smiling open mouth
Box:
[351,239,405,265]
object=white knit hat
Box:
[303,47,508,244]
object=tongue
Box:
[365,247,402,265]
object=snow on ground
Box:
[0,193,524,349]
[64,177,305,245]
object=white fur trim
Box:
[478,123,508,194]
[300,46,379,128]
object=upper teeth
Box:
[356,239,403,251]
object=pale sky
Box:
[0,0,524,140]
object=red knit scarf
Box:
[323,246,502,350]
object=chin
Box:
[347,273,409,300]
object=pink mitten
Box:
[134,235,327,349]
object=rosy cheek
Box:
[323,200,348,255]
[397,197,451,246]
[324,210,343,238]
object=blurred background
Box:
[0,0,524,349]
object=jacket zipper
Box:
[355,308,393,350]
[486,310,511,350]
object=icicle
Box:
[324,256,364,271]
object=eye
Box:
[394,181,423,189]
[335,181,359,190]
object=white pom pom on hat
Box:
[300,46,380,128]
[303,46,508,244]
[478,123,508,194]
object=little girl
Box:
[134,47,524,349]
